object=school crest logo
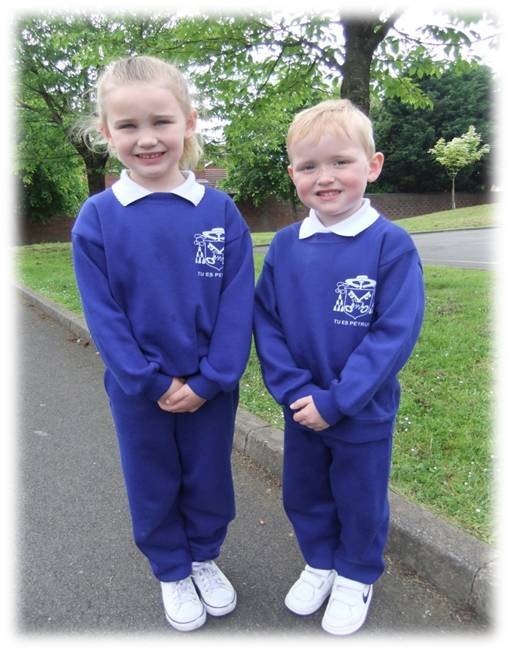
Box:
[333,274,376,320]
[194,227,225,272]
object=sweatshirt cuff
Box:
[287,383,323,407]
[143,373,173,402]
[187,374,221,401]
[312,389,344,427]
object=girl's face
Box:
[288,129,383,226]
[102,82,196,191]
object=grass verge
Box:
[251,203,496,246]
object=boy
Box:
[254,99,424,635]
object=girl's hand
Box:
[157,377,185,411]
[160,383,206,413]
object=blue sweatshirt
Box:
[72,183,254,402]
[254,213,424,442]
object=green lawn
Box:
[14,205,495,543]
[393,204,496,232]
[15,243,81,313]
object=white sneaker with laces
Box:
[161,576,206,631]
[321,574,373,635]
[284,565,336,615]
[191,560,237,616]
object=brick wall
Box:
[105,171,493,232]
[366,192,493,220]
[238,192,494,232]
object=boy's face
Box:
[288,129,383,226]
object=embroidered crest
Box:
[194,227,225,272]
[333,274,376,320]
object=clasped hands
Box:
[158,377,206,413]
[290,395,329,432]
[158,382,328,428]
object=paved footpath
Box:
[17,295,496,646]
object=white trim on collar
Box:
[111,169,206,207]
[299,199,380,239]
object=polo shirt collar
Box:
[299,199,380,239]
[111,169,206,207]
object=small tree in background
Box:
[429,126,490,209]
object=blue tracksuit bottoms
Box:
[104,370,237,582]
[283,415,392,585]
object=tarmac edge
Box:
[17,284,495,620]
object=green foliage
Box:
[429,125,490,177]
[15,11,497,219]
[175,11,495,204]
[17,94,87,222]
[429,125,490,207]
[18,164,86,224]
[371,64,493,193]
[221,104,294,205]
[16,14,174,220]
[220,82,329,205]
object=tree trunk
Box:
[451,175,456,209]
[73,141,109,196]
[340,14,400,115]
[85,158,108,196]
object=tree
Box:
[16,11,498,219]
[16,14,174,220]
[371,63,493,193]
[166,11,497,203]
[340,13,398,114]
[17,16,109,198]
[429,126,490,208]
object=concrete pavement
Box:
[16,285,496,635]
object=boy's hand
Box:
[160,383,206,413]
[290,396,329,431]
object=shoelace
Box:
[167,578,199,605]
[192,562,227,592]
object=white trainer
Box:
[191,560,237,616]
[161,576,206,631]
[321,574,373,635]
[284,565,336,615]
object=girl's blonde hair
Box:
[79,55,202,169]
[286,99,376,160]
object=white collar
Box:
[299,199,380,239]
[111,169,206,207]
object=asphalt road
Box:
[17,296,489,641]
[410,228,495,270]
[254,228,496,270]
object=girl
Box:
[72,56,254,632]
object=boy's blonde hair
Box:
[79,55,202,169]
[286,99,375,160]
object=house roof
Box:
[195,167,227,187]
